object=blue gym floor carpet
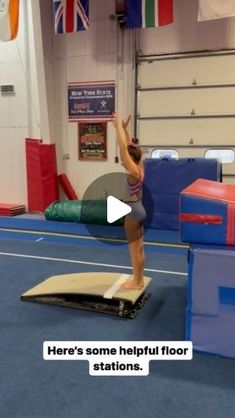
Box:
[0,218,234,418]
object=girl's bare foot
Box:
[122,278,144,290]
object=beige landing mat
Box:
[21,272,152,305]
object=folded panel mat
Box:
[0,203,26,216]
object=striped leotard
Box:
[123,167,146,224]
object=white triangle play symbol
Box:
[107,196,132,224]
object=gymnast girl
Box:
[112,112,146,290]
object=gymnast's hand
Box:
[122,114,131,130]
[111,112,122,131]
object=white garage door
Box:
[136,51,235,183]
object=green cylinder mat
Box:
[45,200,124,226]
[80,200,123,226]
[45,200,82,222]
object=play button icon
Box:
[107,196,132,224]
[81,172,154,246]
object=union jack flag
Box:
[53,0,89,34]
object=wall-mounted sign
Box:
[68,80,115,122]
[78,122,107,160]
[0,84,15,94]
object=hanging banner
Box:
[68,81,115,122]
[78,122,107,160]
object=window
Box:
[151,149,179,159]
[204,149,235,164]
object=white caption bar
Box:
[43,341,193,376]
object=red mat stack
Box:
[0,203,26,216]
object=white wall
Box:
[0,0,49,204]
[0,0,28,204]
[1,0,235,204]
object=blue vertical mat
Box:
[186,245,235,358]
[143,158,221,230]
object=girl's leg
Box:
[123,216,145,290]
[137,232,145,279]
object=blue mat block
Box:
[180,179,235,246]
[186,246,235,358]
[143,158,221,230]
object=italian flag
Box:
[127,0,173,28]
